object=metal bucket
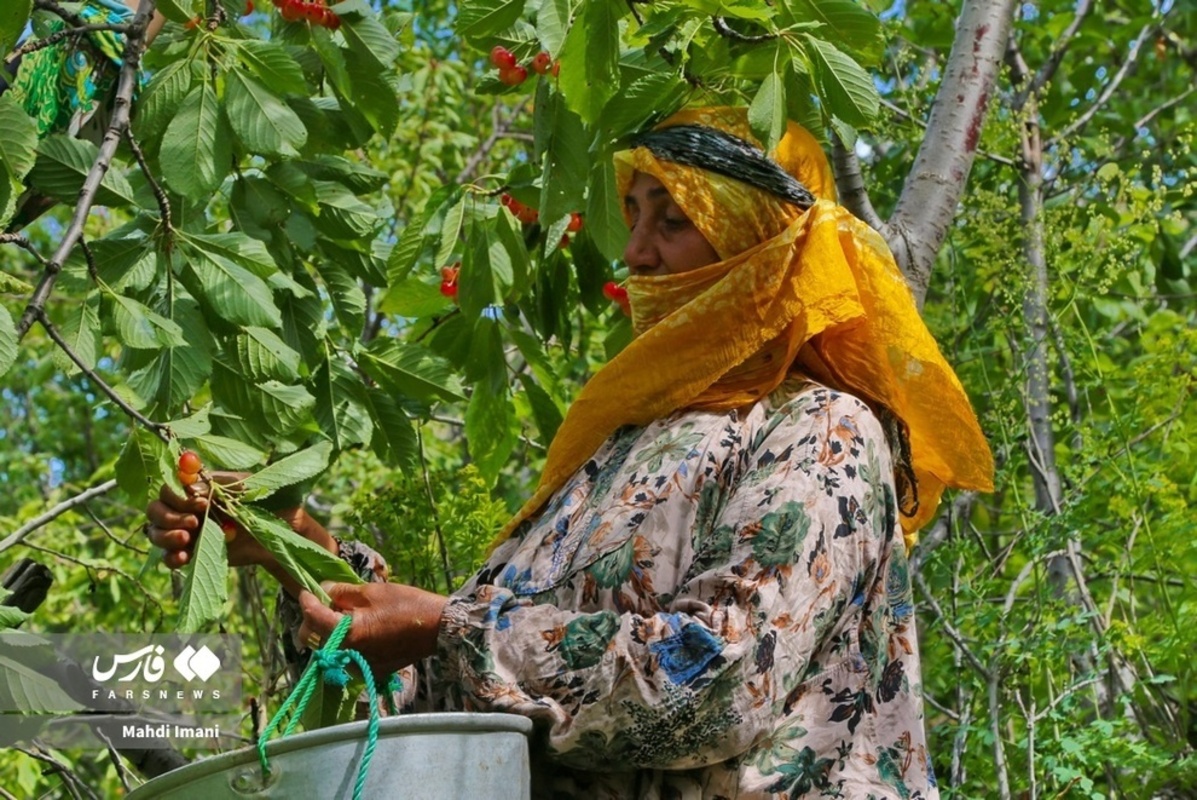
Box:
[126,713,533,799]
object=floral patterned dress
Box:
[284,379,937,799]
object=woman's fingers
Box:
[158,481,209,514]
[296,588,345,651]
[146,499,200,531]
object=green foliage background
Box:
[0,0,1193,796]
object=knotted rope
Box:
[256,614,402,800]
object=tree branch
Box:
[0,480,118,554]
[1047,21,1155,147]
[711,16,776,43]
[830,133,885,232]
[1011,0,1094,110]
[37,310,171,441]
[15,0,155,342]
[887,0,1018,306]
[125,128,173,240]
[4,24,134,66]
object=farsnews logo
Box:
[92,643,221,683]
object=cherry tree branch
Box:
[711,16,776,43]
[1011,0,1094,110]
[15,0,156,342]
[4,24,133,65]
[37,310,171,441]
[830,133,885,232]
[886,0,1019,306]
[0,480,119,555]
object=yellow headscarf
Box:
[496,107,993,550]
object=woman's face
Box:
[622,172,720,276]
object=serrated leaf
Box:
[0,640,86,715]
[235,326,302,382]
[801,35,879,127]
[176,517,229,633]
[781,0,883,64]
[195,434,266,470]
[0,605,30,629]
[313,259,366,333]
[226,71,308,158]
[156,0,200,23]
[314,355,373,451]
[376,277,452,318]
[537,0,570,54]
[116,427,171,504]
[0,305,15,379]
[169,406,212,439]
[133,59,194,144]
[0,94,39,181]
[338,6,401,71]
[358,339,465,403]
[187,245,283,329]
[240,440,334,501]
[313,180,379,239]
[539,94,588,225]
[52,293,102,376]
[161,82,233,201]
[185,232,278,279]
[109,293,187,349]
[748,68,787,153]
[28,135,138,207]
[435,195,467,267]
[557,0,622,124]
[465,385,517,484]
[238,506,362,593]
[518,373,562,445]
[0,2,31,59]
[122,298,213,413]
[236,40,309,97]
[361,387,417,471]
[585,156,629,262]
[458,0,527,39]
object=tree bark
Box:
[886,0,1019,306]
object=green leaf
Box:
[800,35,879,127]
[584,156,628,262]
[240,440,334,501]
[362,387,418,471]
[465,385,517,484]
[108,293,187,349]
[458,0,527,39]
[0,305,16,380]
[177,517,229,633]
[376,277,452,318]
[0,94,39,181]
[239,506,363,592]
[0,604,30,629]
[313,259,366,333]
[236,40,309,97]
[538,92,588,225]
[435,195,468,267]
[169,406,213,439]
[599,72,686,138]
[557,0,622,124]
[225,71,308,158]
[69,232,153,292]
[28,135,138,207]
[537,0,570,54]
[519,373,563,445]
[52,293,101,376]
[116,427,171,504]
[156,0,201,24]
[314,356,373,451]
[781,0,883,64]
[235,326,302,382]
[160,81,233,201]
[185,232,278,279]
[338,6,402,71]
[186,244,283,329]
[748,67,787,153]
[133,59,194,143]
[313,180,379,239]
[0,639,86,715]
[0,0,31,58]
[357,339,466,404]
[123,299,214,413]
[386,185,462,284]
[194,434,266,470]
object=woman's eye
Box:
[662,216,688,231]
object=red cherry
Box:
[603,281,630,315]
[440,280,458,299]
[178,471,201,486]
[515,205,539,224]
[490,46,516,70]
[178,451,202,475]
[301,3,324,22]
[531,52,552,75]
[440,264,460,283]
[245,0,254,14]
[550,60,560,77]
[500,193,514,207]
[220,519,238,542]
[498,65,527,87]
[279,1,302,21]
[325,11,341,29]
[567,212,583,233]
[559,234,570,250]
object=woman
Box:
[148,107,993,798]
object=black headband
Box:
[629,125,817,210]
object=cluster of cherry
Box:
[490,46,558,86]
[275,0,341,28]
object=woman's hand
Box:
[296,582,449,676]
[145,473,338,596]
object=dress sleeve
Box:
[434,389,901,771]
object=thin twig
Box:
[710,16,775,43]
[125,128,173,239]
[1048,21,1155,147]
[0,479,118,554]
[37,310,171,442]
[4,24,133,66]
[1011,0,1094,110]
[15,0,156,341]
[914,569,991,679]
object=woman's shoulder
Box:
[759,376,880,427]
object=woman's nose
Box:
[623,225,659,273]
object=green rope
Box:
[257,615,384,800]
